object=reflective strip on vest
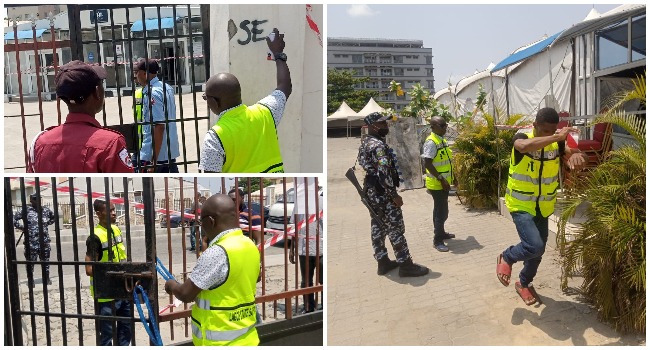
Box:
[192,322,253,342]
[432,159,451,167]
[505,188,556,203]
[196,298,210,310]
[509,173,559,185]
[426,172,452,179]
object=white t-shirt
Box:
[199,90,287,172]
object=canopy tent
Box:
[355,97,385,120]
[327,101,360,137]
[130,17,180,32]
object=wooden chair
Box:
[561,122,613,190]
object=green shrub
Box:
[453,113,524,208]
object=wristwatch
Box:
[274,52,287,61]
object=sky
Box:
[195,177,235,196]
[328,4,621,87]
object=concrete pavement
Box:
[326,135,642,346]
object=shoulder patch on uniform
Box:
[119,148,132,168]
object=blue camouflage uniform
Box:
[14,205,55,280]
[358,134,412,264]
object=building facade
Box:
[327,37,434,111]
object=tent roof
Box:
[552,4,645,45]
[327,101,359,121]
[5,29,47,40]
[491,31,562,73]
[354,97,385,120]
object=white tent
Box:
[327,101,361,137]
[354,97,385,124]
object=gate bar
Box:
[68,177,85,345]
[34,178,52,345]
[4,178,24,345]
[19,178,38,344]
[142,177,160,345]
[51,177,68,345]
[85,178,101,345]
[13,20,30,169]
[122,177,137,345]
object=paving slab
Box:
[326,135,643,346]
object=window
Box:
[393,55,403,63]
[413,55,419,59]
[426,68,433,76]
[427,80,434,89]
[352,54,363,63]
[406,68,413,71]
[379,56,391,64]
[334,54,341,58]
[426,56,432,64]
[394,68,404,76]
[342,54,349,58]
[381,68,392,76]
[596,19,629,69]
[367,69,377,76]
[631,14,646,62]
[414,68,420,71]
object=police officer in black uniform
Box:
[357,112,429,277]
[13,193,56,287]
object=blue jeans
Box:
[98,299,132,346]
[502,211,549,287]
[427,189,449,244]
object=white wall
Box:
[209,4,323,173]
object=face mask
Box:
[373,125,389,137]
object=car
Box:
[266,187,323,246]
[160,208,193,228]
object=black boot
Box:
[398,258,429,277]
[377,256,400,275]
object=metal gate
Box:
[4,5,210,172]
[4,176,323,346]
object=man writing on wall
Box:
[199,28,291,173]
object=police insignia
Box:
[119,148,132,167]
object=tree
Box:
[237,178,273,194]
[327,69,381,114]
[389,81,451,122]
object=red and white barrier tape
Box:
[259,210,323,251]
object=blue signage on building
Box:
[88,52,95,62]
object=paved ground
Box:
[326,135,644,346]
[4,93,210,172]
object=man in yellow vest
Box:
[84,199,131,346]
[199,27,291,173]
[496,108,586,305]
[422,116,457,252]
[164,193,260,346]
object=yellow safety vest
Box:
[89,224,128,303]
[505,131,560,217]
[212,104,284,173]
[134,88,143,147]
[425,132,454,190]
[191,229,260,346]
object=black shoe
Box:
[377,256,400,275]
[434,242,449,252]
[442,232,456,240]
[189,247,196,251]
[398,259,429,277]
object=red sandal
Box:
[515,282,540,306]
[496,253,512,287]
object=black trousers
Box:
[299,255,323,312]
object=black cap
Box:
[135,58,160,74]
[55,60,107,104]
[30,193,41,200]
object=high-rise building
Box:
[328,37,434,112]
[6,5,66,23]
